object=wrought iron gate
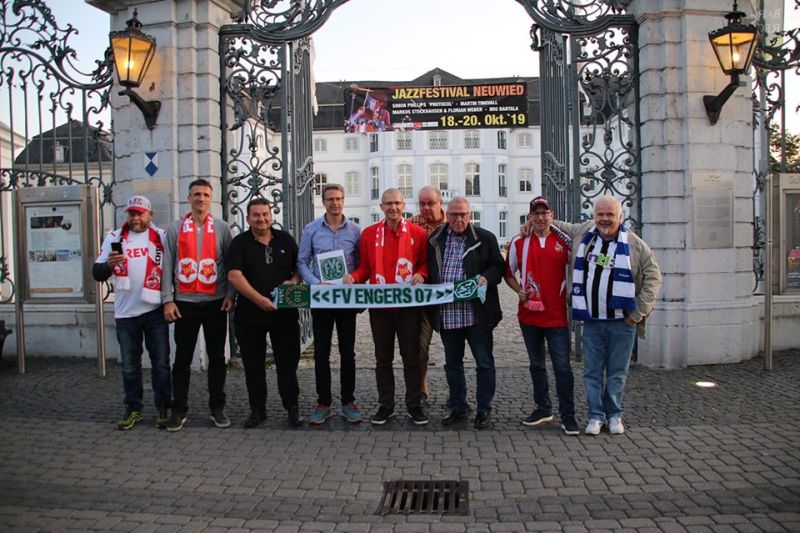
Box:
[0,0,116,305]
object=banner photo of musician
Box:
[343,83,528,132]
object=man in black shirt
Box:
[227,198,303,428]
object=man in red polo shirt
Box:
[343,188,429,425]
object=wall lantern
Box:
[109,10,161,129]
[703,1,759,125]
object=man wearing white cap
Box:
[93,195,171,430]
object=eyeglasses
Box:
[447,212,470,219]
[264,246,273,265]
[419,201,440,207]
[530,211,550,217]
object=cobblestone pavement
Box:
[1,286,799,531]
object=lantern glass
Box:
[710,28,758,75]
[111,33,156,88]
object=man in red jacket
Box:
[343,188,429,425]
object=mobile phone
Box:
[111,241,123,254]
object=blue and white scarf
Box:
[571,224,636,321]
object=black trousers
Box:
[368,308,423,411]
[311,308,358,407]
[235,320,300,414]
[171,299,228,414]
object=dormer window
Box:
[433,74,442,87]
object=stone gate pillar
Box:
[89,0,238,226]
[631,0,761,366]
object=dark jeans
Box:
[115,307,171,411]
[235,320,300,414]
[519,323,575,418]
[171,299,228,414]
[368,308,423,411]
[311,308,357,406]
[439,323,496,413]
[419,312,434,395]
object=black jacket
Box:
[427,223,505,331]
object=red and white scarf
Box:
[177,213,218,295]
[373,219,413,284]
[113,224,163,304]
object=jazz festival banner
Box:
[272,276,486,309]
[344,83,528,132]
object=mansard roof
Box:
[14,119,113,166]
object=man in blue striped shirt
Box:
[297,183,364,424]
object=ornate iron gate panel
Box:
[521,0,641,227]
[0,0,116,304]
[218,1,350,349]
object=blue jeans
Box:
[439,323,496,413]
[115,306,171,411]
[581,319,637,422]
[519,324,575,418]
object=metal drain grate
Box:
[376,480,470,515]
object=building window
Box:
[403,211,414,219]
[314,138,327,153]
[370,167,380,200]
[344,136,359,152]
[471,211,481,228]
[396,131,412,150]
[518,168,532,192]
[349,216,360,225]
[345,171,360,196]
[464,130,480,149]
[517,133,532,148]
[314,173,327,196]
[465,163,480,196]
[369,133,379,152]
[433,74,442,86]
[498,163,507,197]
[397,164,413,198]
[499,211,507,238]
[429,163,448,191]
[497,131,507,149]
[371,213,380,223]
[429,131,448,150]
[519,214,528,227]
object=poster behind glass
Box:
[787,192,800,290]
[25,204,83,298]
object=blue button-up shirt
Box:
[297,215,361,284]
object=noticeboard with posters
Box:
[15,185,100,303]
[343,83,528,132]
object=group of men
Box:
[95,178,661,436]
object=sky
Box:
[1,0,797,132]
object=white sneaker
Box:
[584,419,602,435]
[608,417,625,435]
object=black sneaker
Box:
[166,411,187,432]
[561,415,580,436]
[407,406,429,426]
[244,411,267,428]
[474,411,491,429]
[442,410,468,426]
[370,406,396,425]
[522,409,554,427]
[287,406,303,428]
[210,407,231,428]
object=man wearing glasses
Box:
[427,196,505,429]
[409,185,446,402]
[505,196,579,435]
[343,188,429,425]
[297,183,364,424]
[227,198,303,428]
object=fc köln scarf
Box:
[177,213,218,295]
[373,219,414,284]
[113,223,163,304]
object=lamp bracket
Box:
[703,74,741,125]
[120,88,161,130]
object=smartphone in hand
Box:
[110,241,123,254]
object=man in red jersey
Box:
[505,196,579,435]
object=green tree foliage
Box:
[769,124,800,172]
